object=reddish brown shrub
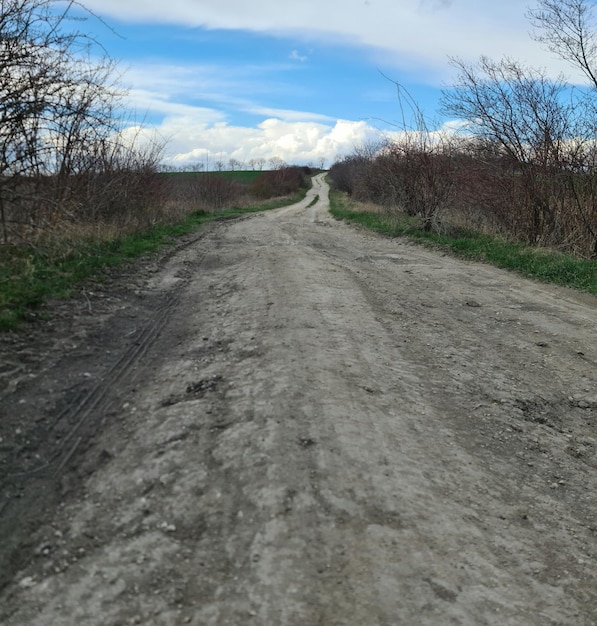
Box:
[250,167,309,199]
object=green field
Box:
[162,170,264,184]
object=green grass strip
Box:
[307,194,319,208]
[0,191,307,331]
[329,190,596,295]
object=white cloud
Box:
[126,88,227,124]
[141,115,384,167]
[120,60,334,125]
[81,0,572,80]
[122,108,476,168]
[116,61,349,166]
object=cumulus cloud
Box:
[114,58,367,167]
[143,115,384,167]
[145,111,482,168]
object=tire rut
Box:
[0,225,219,590]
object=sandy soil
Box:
[0,173,596,625]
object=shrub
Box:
[249,166,310,199]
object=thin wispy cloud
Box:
[82,0,567,75]
[418,0,454,11]
[290,50,308,62]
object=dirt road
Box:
[0,173,596,625]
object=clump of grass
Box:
[329,188,597,294]
[307,194,319,208]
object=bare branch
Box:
[527,0,597,88]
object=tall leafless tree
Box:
[441,57,573,167]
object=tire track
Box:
[0,227,214,590]
[5,290,181,483]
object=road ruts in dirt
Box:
[0,229,215,587]
[0,174,596,625]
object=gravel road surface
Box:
[0,173,596,625]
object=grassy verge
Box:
[329,188,597,294]
[0,191,306,331]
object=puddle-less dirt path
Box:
[0,173,596,625]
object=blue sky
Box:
[73,0,578,168]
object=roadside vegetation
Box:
[0,182,310,330]
[329,0,597,283]
[329,187,596,293]
[0,1,313,330]
[162,166,312,212]
[0,169,312,330]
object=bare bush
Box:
[377,137,456,231]
[162,173,236,213]
[0,0,165,246]
[441,55,597,255]
[328,147,377,196]
[330,107,457,233]
[58,132,167,229]
[250,166,309,199]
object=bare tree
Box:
[441,57,573,166]
[268,156,286,170]
[441,54,597,254]
[440,56,578,241]
[0,0,163,244]
[528,0,597,89]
